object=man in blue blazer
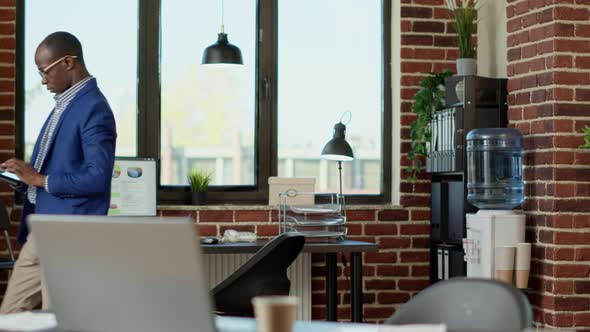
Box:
[0,32,116,313]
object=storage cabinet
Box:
[428,76,508,283]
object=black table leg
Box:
[351,252,362,322]
[326,253,337,321]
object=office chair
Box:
[211,232,305,317]
[385,278,532,332]
[0,200,15,269]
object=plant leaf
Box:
[406,70,453,181]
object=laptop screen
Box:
[28,215,216,332]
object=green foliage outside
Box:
[160,65,249,149]
[187,168,212,192]
[445,0,478,58]
[580,126,590,149]
[407,70,453,182]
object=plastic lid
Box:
[466,128,523,150]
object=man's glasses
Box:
[38,55,77,78]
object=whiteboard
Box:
[108,157,157,216]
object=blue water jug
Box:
[466,128,524,210]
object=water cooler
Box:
[463,128,525,278]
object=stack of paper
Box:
[0,312,57,331]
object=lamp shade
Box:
[202,33,243,65]
[321,122,354,161]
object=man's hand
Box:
[0,159,45,188]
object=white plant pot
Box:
[456,58,477,76]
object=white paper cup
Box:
[516,242,532,270]
[495,246,516,284]
[515,243,532,288]
[252,296,298,332]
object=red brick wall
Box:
[0,0,16,298]
[395,0,459,319]
[159,205,430,323]
[507,0,590,330]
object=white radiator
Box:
[202,253,311,320]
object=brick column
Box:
[0,0,15,177]
[394,0,457,321]
[507,1,590,329]
[0,0,16,296]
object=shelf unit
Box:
[428,75,508,283]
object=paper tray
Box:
[285,223,347,238]
[295,230,346,238]
[289,204,341,214]
[285,215,345,225]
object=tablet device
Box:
[0,171,23,187]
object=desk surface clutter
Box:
[0,313,447,332]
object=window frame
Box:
[16,0,392,206]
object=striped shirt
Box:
[27,76,94,204]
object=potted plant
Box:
[445,0,478,76]
[407,70,453,181]
[187,168,212,205]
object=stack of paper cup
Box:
[515,243,531,288]
[495,246,516,284]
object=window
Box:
[22,0,138,161]
[277,0,384,195]
[18,0,391,204]
[161,0,256,187]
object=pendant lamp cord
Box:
[221,0,225,33]
[339,111,352,125]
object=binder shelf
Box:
[426,76,508,174]
[278,191,347,240]
[427,76,508,284]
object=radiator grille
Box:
[202,253,311,320]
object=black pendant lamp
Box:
[202,0,243,65]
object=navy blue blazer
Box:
[18,78,117,245]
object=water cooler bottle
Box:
[463,128,525,278]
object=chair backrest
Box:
[212,232,305,317]
[386,278,532,332]
[0,200,14,263]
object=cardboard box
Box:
[268,177,315,206]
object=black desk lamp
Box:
[321,121,354,196]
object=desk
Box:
[217,316,445,332]
[4,315,444,332]
[217,316,377,332]
[202,240,378,322]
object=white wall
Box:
[477,0,507,78]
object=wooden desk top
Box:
[201,239,378,254]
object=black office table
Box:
[201,239,378,322]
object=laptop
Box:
[28,215,217,332]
